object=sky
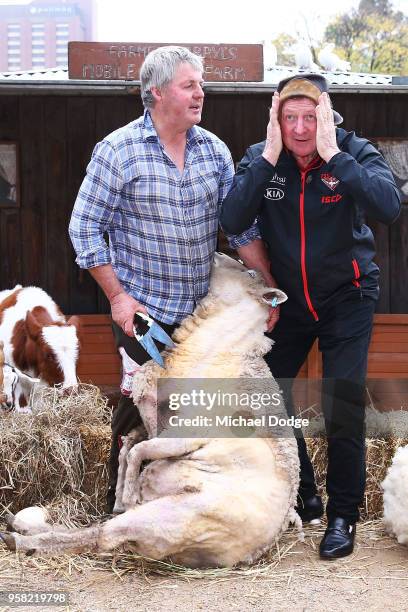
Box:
[1,0,407,42]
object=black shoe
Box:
[296,494,324,523]
[319,517,356,559]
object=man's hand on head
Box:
[262,92,283,167]
[316,93,340,163]
[110,292,148,337]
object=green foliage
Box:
[324,0,408,74]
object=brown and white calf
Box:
[0,285,80,410]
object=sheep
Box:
[382,445,408,544]
[0,253,301,568]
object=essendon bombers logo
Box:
[321,173,340,191]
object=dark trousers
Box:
[264,288,376,523]
[106,319,178,513]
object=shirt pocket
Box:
[191,169,220,208]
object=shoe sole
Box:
[299,512,324,523]
[319,548,354,560]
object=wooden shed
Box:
[0,69,407,395]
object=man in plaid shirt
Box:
[69,46,234,512]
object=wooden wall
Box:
[0,90,407,314]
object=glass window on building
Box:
[32,23,45,42]
[7,24,21,69]
[7,24,21,39]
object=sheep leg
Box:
[0,499,201,561]
[123,438,208,508]
[114,427,147,514]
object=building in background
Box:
[0,0,94,72]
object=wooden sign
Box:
[68,42,263,82]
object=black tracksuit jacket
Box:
[220,129,401,321]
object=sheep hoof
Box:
[4,511,15,531]
[0,531,16,551]
[26,548,36,557]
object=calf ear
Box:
[25,310,42,340]
[67,315,81,332]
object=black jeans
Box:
[264,288,376,523]
[106,319,178,513]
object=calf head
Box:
[23,308,81,389]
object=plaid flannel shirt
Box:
[69,110,234,324]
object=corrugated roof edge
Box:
[0,65,406,94]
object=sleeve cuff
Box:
[75,247,111,269]
[227,224,262,248]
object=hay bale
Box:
[306,434,408,519]
[2,386,406,525]
[0,384,111,523]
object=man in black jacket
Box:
[220,74,400,559]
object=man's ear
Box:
[150,86,163,104]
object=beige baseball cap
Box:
[277,73,343,125]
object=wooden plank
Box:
[78,314,112,325]
[67,97,98,314]
[374,314,408,324]
[0,96,19,141]
[79,373,119,385]
[372,325,408,333]
[202,93,270,163]
[368,353,408,363]
[368,365,408,373]
[78,353,120,365]
[0,97,21,288]
[95,96,127,143]
[390,206,408,313]
[19,97,47,288]
[369,343,408,352]
[44,97,70,312]
[371,333,408,343]
[368,219,390,313]
[69,42,264,82]
[0,209,21,287]
[81,333,116,344]
[78,363,119,372]
[367,372,408,379]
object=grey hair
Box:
[140,46,204,109]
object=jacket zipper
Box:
[352,258,361,287]
[299,171,319,321]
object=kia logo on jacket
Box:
[265,187,284,200]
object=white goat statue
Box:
[318,44,351,72]
[1,254,301,568]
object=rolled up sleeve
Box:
[68,140,124,269]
